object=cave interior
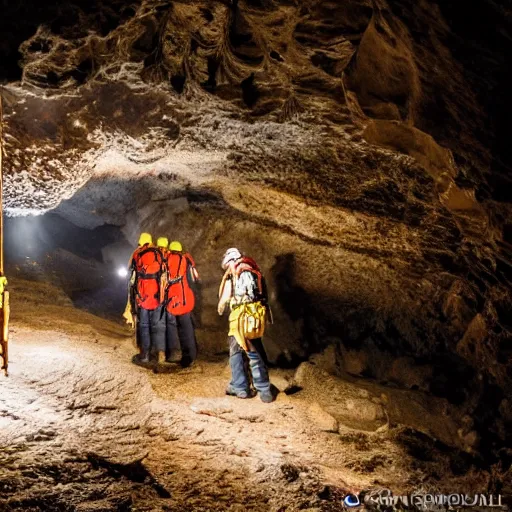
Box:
[0,0,511,509]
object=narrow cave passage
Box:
[4,213,132,321]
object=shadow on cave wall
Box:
[269,258,507,463]
[269,252,482,409]
[269,253,313,367]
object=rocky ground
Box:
[0,278,508,511]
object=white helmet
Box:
[222,247,242,269]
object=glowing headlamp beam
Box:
[117,267,128,278]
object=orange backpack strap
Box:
[134,246,165,303]
[177,254,188,307]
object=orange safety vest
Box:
[131,245,165,310]
[166,252,197,315]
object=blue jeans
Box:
[228,336,271,395]
[138,306,165,355]
[165,312,197,363]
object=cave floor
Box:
[0,281,491,511]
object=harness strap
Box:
[178,255,187,306]
[133,246,165,303]
[137,246,163,262]
[137,271,161,280]
[218,269,230,298]
[167,254,188,307]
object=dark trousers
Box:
[165,312,197,363]
[228,336,271,394]
[138,306,165,355]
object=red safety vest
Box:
[166,252,197,315]
[131,245,165,310]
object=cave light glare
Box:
[117,267,128,278]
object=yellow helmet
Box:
[157,237,169,248]
[169,240,183,252]
[138,232,152,246]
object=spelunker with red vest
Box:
[164,240,200,367]
[128,232,167,364]
[217,248,273,403]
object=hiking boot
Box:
[225,386,250,399]
[180,356,195,368]
[259,391,273,403]
[139,352,150,364]
[166,350,182,364]
[157,351,166,365]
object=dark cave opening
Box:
[241,73,259,107]
[4,213,132,322]
[170,74,186,94]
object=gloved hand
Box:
[217,302,225,316]
[123,303,135,328]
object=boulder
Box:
[294,362,386,431]
[294,361,474,451]
[307,402,339,433]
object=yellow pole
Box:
[0,91,3,275]
[0,91,8,376]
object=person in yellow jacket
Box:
[217,248,273,403]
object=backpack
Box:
[239,302,266,340]
[165,252,196,315]
[233,257,268,304]
[232,257,270,339]
[131,246,165,310]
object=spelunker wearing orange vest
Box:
[163,241,200,367]
[128,233,167,364]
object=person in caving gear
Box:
[157,237,169,257]
[217,248,273,403]
[164,240,200,367]
[128,232,167,364]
